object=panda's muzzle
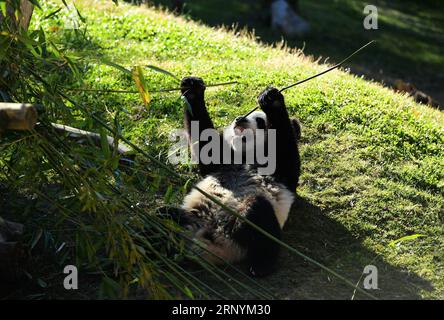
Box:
[234,117,249,133]
[234,116,249,126]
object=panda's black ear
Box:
[291,118,301,141]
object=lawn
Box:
[2,0,442,299]
[152,0,444,106]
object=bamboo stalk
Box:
[0,103,38,132]
[50,123,132,155]
[19,0,34,30]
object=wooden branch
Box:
[51,123,132,155]
[0,0,33,31]
[0,103,132,155]
[19,0,34,30]
[0,103,38,132]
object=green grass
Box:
[152,0,444,106]
[10,0,444,299]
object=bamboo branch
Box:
[50,123,132,155]
[19,0,34,30]
[0,103,133,157]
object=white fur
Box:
[181,173,294,263]
[252,175,294,228]
[180,110,295,264]
[182,176,234,210]
[269,187,294,228]
[182,176,246,263]
[194,231,246,264]
[223,111,267,154]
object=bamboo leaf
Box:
[132,66,151,106]
[164,185,174,203]
[181,95,193,116]
[389,234,426,247]
[73,4,86,23]
[31,229,43,250]
[147,65,179,81]
[0,2,6,17]
[99,127,111,158]
[37,278,47,288]
[183,286,194,299]
[100,58,131,74]
[43,7,62,20]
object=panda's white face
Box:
[223,111,268,153]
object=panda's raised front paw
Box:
[181,76,206,95]
[257,86,285,112]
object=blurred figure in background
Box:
[173,0,310,38]
[267,0,310,38]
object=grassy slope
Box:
[153,0,444,105]
[34,0,443,299]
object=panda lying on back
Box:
[161,76,301,277]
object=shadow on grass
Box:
[0,194,435,300]
[257,195,434,299]
[1,6,437,298]
[191,194,434,299]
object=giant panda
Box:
[160,77,301,277]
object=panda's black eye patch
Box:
[255,117,266,129]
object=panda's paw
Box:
[249,264,273,278]
[181,76,206,95]
[257,86,285,112]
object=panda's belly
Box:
[182,174,257,215]
[183,173,294,226]
[255,175,294,228]
[181,171,294,263]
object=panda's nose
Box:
[235,116,248,125]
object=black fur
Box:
[257,86,301,191]
[233,196,282,277]
[174,77,301,277]
[182,77,223,176]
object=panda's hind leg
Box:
[157,206,192,226]
[234,196,282,277]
